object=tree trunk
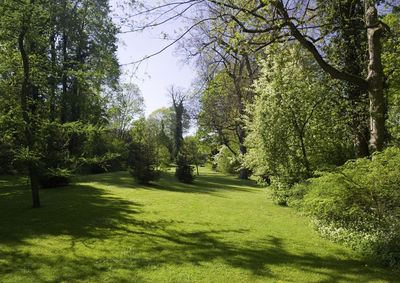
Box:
[238,129,249,179]
[340,1,370,157]
[18,19,41,208]
[49,32,57,121]
[365,1,386,152]
[173,102,184,157]
[239,168,249,180]
[299,133,311,178]
[275,0,386,152]
[61,33,68,123]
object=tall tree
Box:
[0,0,120,207]
[129,0,397,152]
[108,83,144,138]
[17,0,42,207]
[181,11,258,178]
[319,0,370,157]
[168,85,189,157]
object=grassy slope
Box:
[0,168,398,283]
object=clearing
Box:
[0,168,398,282]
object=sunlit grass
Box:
[0,168,398,282]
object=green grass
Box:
[0,168,398,283]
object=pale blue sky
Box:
[111,1,197,116]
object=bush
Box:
[213,146,239,174]
[79,153,123,174]
[128,142,160,184]
[268,179,291,206]
[38,168,72,188]
[0,141,15,174]
[175,152,194,183]
[298,147,400,266]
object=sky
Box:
[111,1,197,116]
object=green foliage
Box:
[0,97,22,174]
[79,153,122,175]
[296,147,400,266]
[269,180,292,206]
[156,145,172,170]
[78,125,126,174]
[0,0,121,199]
[213,145,239,174]
[383,13,400,144]
[245,43,352,186]
[108,83,144,136]
[128,142,160,185]
[175,151,194,184]
[38,167,72,189]
[183,136,208,170]
[127,119,161,184]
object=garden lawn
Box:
[0,168,398,283]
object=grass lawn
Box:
[0,168,398,283]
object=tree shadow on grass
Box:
[111,227,399,282]
[1,222,397,282]
[0,179,398,282]
[80,170,261,196]
[0,184,144,244]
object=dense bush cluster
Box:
[286,147,400,266]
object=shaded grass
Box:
[0,168,399,282]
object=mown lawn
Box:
[0,168,398,283]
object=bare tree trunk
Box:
[365,1,386,152]
[61,32,68,123]
[49,31,57,121]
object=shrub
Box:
[79,153,123,174]
[298,147,400,266]
[213,146,239,174]
[269,179,291,206]
[175,154,194,184]
[39,167,72,188]
[128,142,160,184]
[0,141,15,174]
[175,152,194,183]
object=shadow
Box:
[78,170,261,196]
[1,174,398,282]
[104,228,399,282]
[0,183,143,244]
[0,175,28,188]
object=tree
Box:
[128,118,161,184]
[383,11,400,143]
[0,0,120,207]
[128,0,397,152]
[0,0,52,207]
[225,0,389,152]
[180,6,258,179]
[198,71,239,156]
[168,85,189,158]
[108,83,144,138]
[184,135,208,175]
[319,0,370,157]
[175,146,195,183]
[245,43,353,185]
